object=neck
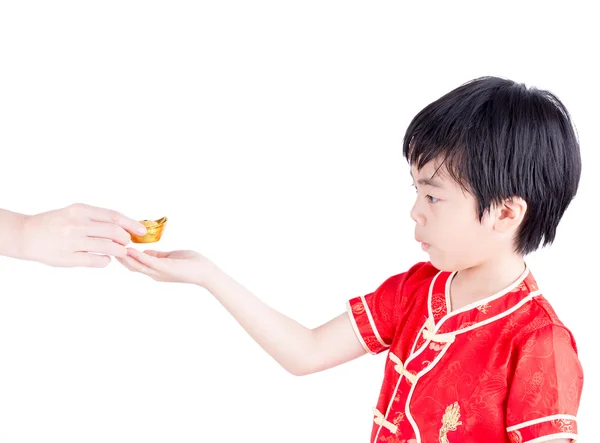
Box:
[449,253,526,311]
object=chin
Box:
[428,254,468,273]
[431,262,459,272]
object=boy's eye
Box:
[412,185,439,203]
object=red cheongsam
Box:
[346,262,583,443]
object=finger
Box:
[72,252,112,268]
[143,250,171,258]
[77,238,127,257]
[116,256,136,272]
[126,248,165,271]
[117,255,161,279]
[84,205,147,236]
[84,222,132,246]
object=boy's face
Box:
[410,161,501,272]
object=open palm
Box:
[117,248,217,286]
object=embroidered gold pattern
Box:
[439,402,462,443]
[392,411,405,426]
[352,302,365,315]
[507,430,523,443]
[477,302,491,314]
[552,418,575,433]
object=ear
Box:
[493,197,527,233]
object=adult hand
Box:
[20,203,147,268]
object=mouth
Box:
[416,237,430,251]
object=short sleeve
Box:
[346,262,428,355]
[506,324,584,443]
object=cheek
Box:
[442,213,489,244]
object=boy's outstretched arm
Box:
[204,268,367,375]
[119,248,367,376]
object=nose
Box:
[410,201,426,226]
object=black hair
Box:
[402,76,581,255]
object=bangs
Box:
[405,137,469,192]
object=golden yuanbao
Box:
[131,217,168,243]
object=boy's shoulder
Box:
[371,261,441,305]
[512,292,579,351]
[381,260,440,292]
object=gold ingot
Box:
[131,217,168,243]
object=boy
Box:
[118,76,583,442]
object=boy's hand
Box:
[20,203,147,268]
[117,248,217,286]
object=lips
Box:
[415,236,430,251]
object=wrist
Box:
[18,215,37,261]
[196,261,225,291]
[0,209,31,260]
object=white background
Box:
[0,1,597,442]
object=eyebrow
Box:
[410,171,446,189]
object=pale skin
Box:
[0,203,147,268]
[116,161,568,442]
